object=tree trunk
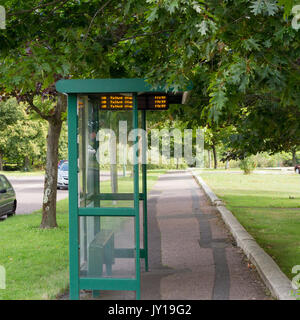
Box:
[109,128,118,204]
[40,94,66,229]
[110,165,118,191]
[212,144,217,169]
[40,119,62,228]
[207,149,211,169]
[292,148,297,167]
[225,159,229,170]
[23,156,30,171]
[0,151,3,171]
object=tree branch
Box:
[117,29,175,42]
[7,0,72,16]
[83,0,113,41]
[26,95,52,121]
[47,0,71,16]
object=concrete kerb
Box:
[190,170,296,300]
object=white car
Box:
[57,162,68,189]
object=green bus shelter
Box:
[56,78,186,300]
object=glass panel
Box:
[78,95,135,208]
[0,176,5,190]
[0,175,10,190]
[140,200,145,250]
[79,216,136,279]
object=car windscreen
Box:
[0,177,4,191]
[0,175,11,191]
[60,163,68,171]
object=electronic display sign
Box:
[98,94,169,110]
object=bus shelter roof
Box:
[56,78,190,94]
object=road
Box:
[8,176,68,215]
[7,174,113,215]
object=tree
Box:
[1,0,299,227]
[204,127,236,169]
[0,98,24,170]
[122,1,300,161]
[1,1,76,228]
[0,98,48,170]
[222,103,300,161]
[4,117,48,170]
[0,0,154,228]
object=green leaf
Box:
[167,0,179,14]
[193,3,202,14]
[147,7,159,22]
[209,88,229,121]
[242,38,261,51]
[250,0,279,16]
[197,21,208,36]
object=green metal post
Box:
[133,93,141,299]
[79,102,87,263]
[92,100,100,299]
[141,110,148,272]
[68,94,80,300]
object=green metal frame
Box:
[57,78,158,94]
[133,93,141,299]
[66,92,143,300]
[58,78,186,300]
[141,109,148,272]
[68,94,79,300]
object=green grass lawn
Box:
[0,170,164,300]
[0,201,69,300]
[199,172,300,280]
[0,170,44,176]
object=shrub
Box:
[239,157,257,174]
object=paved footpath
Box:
[80,171,271,300]
[140,171,271,300]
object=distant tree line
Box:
[0,98,68,171]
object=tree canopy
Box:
[0,0,299,226]
[124,0,300,158]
